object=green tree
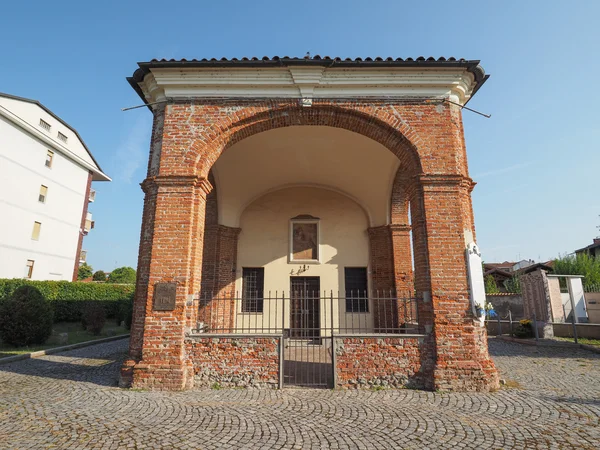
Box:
[92,270,107,282]
[0,285,54,347]
[77,263,93,280]
[107,266,137,284]
[484,274,500,294]
[553,253,600,288]
[503,275,522,294]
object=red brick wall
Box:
[123,99,498,392]
[186,337,280,388]
[71,171,93,282]
[335,336,434,389]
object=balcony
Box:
[84,212,95,234]
[88,189,96,203]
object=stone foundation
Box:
[186,336,280,388]
[334,336,434,389]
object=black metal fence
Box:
[193,291,419,336]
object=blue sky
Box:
[1,0,599,270]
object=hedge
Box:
[0,279,134,323]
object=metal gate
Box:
[284,277,333,388]
[195,287,419,390]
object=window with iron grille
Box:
[345,267,369,312]
[242,268,264,313]
[57,131,68,143]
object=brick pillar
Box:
[418,174,498,392]
[390,224,415,328]
[368,225,398,332]
[198,225,241,332]
[390,224,413,296]
[121,175,211,391]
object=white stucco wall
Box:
[234,187,373,332]
[0,115,88,280]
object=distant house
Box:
[484,260,553,292]
[574,238,600,258]
[483,262,515,291]
[0,92,110,281]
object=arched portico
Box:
[121,56,498,392]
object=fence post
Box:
[571,310,579,344]
[509,310,513,338]
[533,313,539,342]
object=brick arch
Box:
[190,103,424,179]
[390,167,413,225]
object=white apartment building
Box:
[0,92,110,281]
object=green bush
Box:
[92,270,107,281]
[82,303,106,335]
[484,275,500,294]
[514,319,534,339]
[116,296,134,330]
[107,267,136,284]
[0,285,54,347]
[78,263,93,280]
[0,279,135,323]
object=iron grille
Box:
[242,267,264,312]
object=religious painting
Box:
[291,221,318,261]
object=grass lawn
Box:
[0,322,128,358]
[554,337,600,347]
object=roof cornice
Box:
[127,56,488,108]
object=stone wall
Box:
[486,294,524,318]
[186,336,280,388]
[334,336,433,390]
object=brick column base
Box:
[431,296,500,392]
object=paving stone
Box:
[0,338,599,448]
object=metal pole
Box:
[533,313,539,342]
[497,314,502,337]
[509,310,513,338]
[571,309,579,344]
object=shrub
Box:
[0,286,54,347]
[92,270,107,282]
[484,275,500,294]
[0,279,135,322]
[78,263,93,280]
[107,267,136,284]
[514,319,534,339]
[82,303,106,335]
[115,295,134,329]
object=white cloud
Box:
[473,162,533,179]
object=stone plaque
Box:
[466,242,486,327]
[153,282,177,311]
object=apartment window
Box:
[39,185,48,203]
[31,221,42,240]
[57,131,68,143]
[242,268,264,313]
[39,119,51,131]
[45,150,54,168]
[345,267,369,313]
[25,260,35,279]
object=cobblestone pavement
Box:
[1,338,599,449]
